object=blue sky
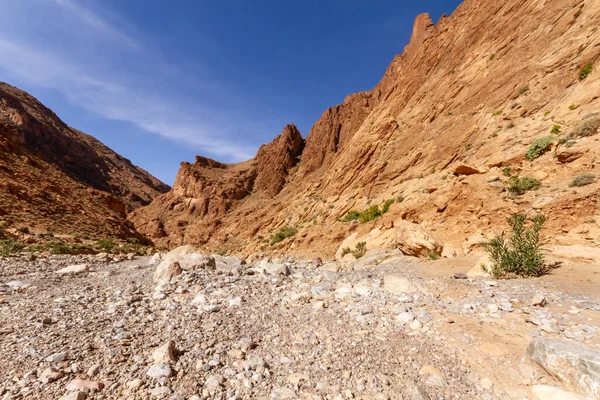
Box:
[0,0,461,185]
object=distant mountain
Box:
[0,81,170,238]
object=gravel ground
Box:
[0,251,598,399]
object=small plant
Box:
[506,176,540,195]
[550,125,561,135]
[0,239,24,257]
[341,199,395,224]
[506,121,515,129]
[568,104,579,111]
[569,116,600,138]
[502,167,513,177]
[558,137,569,145]
[341,247,352,257]
[544,110,551,117]
[489,54,495,61]
[492,110,503,116]
[569,174,595,187]
[17,226,30,234]
[526,136,554,161]
[341,242,367,259]
[396,195,405,203]
[427,251,440,260]
[482,213,547,278]
[97,238,116,253]
[270,226,297,245]
[519,85,529,96]
[579,62,593,81]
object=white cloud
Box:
[0,0,268,162]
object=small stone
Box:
[452,273,468,279]
[146,363,172,378]
[397,312,415,325]
[409,319,423,330]
[288,372,310,385]
[480,378,493,390]
[531,294,547,307]
[127,378,143,389]
[39,367,64,384]
[59,392,87,400]
[87,364,101,377]
[229,296,242,307]
[204,374,224,390]
[151,341,176,364]
[484,280,497,287]
[46,351,68,363]
[487,304,499,313]
[148,386,172,396]
[66,378,104,392]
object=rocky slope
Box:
[1,248,599,399]
[131,0,600,262]
[0,82,170,238]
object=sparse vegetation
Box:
[97,238,116,252]
[506,121,515,129]
[502,167,512,177]
[506,176,540,195]
[579,62,593,81]
[492,109,503,116]
[482,213,547,278]
[569,115,600,138]
[341,242,367,259]
[569,173,595,187]
[427,251,441,260]
[270,226,298,245]
[568,104,579,111]
[489,54,495,61]
[16,226,30,234]
[341,199,394,223]
[550,125,561,135]
[0,239,25,257]
[526,136,554,161]
[519,85,529,96]
[543,110,551,117]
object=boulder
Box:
[153,246,216,283]
[530,385,585,400]
[154,261,182,285]
[383,275,427,295]
[453,163,483,175]
[395,220,442,257]
[547,245,600,264]
[556,149,584,164]
[526,338,600,398]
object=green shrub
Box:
[543,110,551,117]
[526,137,554,161]
[0,239,24,257]
[341,199,395,223]
[569,174,595,187]
[427,251,440,260]
[569,116,600,138]
[17,226,30,234]
[483,213,547,278]
[492,110,503,116]
[270,226,297,245]
[97,239,115,252]
[550,125,561,135]
[502,167,512,177]
[579,62,593,81]
[341,242,367,259]
[568,104,579,111]
[506,176,540,195]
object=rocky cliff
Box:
[0,82,170,238]
[132,0,600,259]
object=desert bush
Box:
[427,251,440,260]
[526,137,554,161]
[519,85,529,96]
[569,116,600,138]
[569,174,595,187]
[579,62,593,81]
[483,213,547,278]
[17,226,30,234]
[341,200,394,223]
[0,239,24,257]
[506,176,540,195]
[270,226,297,245]
[97,238,116,253]
[342,242,367,259]
[550,125,561,135]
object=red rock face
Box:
[0,81,169,237]
[132,0,600,256]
